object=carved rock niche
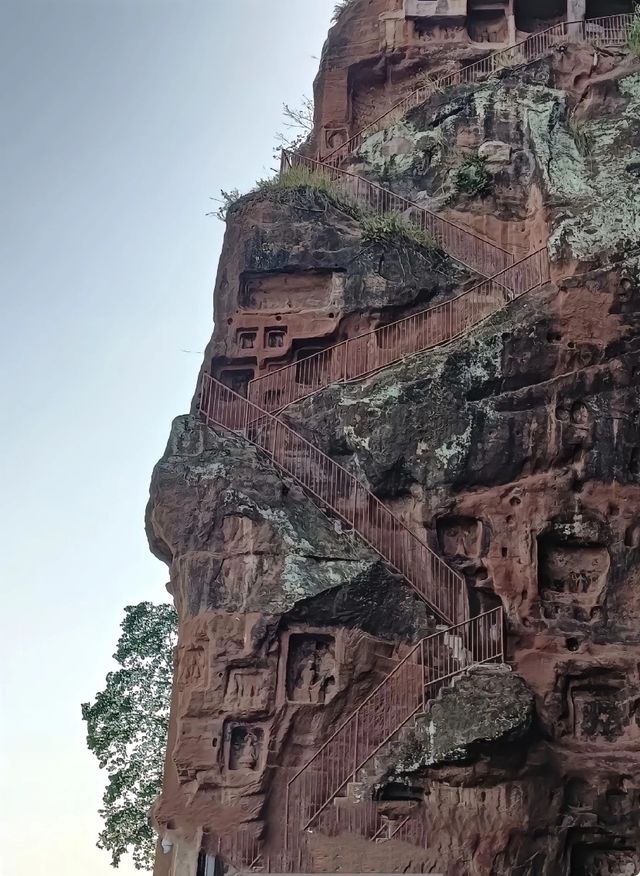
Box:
[224,669,271,715]
[437,515,484,559]
[285,633,337,705]
[568,673,628,742]
[177,645,207,690]
[226,724,265,772]
[537,519,610,621]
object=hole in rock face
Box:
[220,368,254,398]
[501,546,508,558]
[624,522,640,548]
[376,782,423,801]
[509,495,521,507]
[539,538,608,594]
[566,637,580,652]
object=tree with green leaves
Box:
[82,601,177,870]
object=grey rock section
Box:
[384,667,535,781]
[146,414,435,638]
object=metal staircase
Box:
[321,13,634,167]
[195,14,635,869]
[252,151,550,414]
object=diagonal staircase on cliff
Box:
[199,141,550,870]
[200,375,469,625]
[199,377,504,869]
[247,150,550,415]
[192,18,640,866]
[321,13,634,168]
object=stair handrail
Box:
[283,150,514,278]
[283,607,504,845]
[248,245,550,413]
[200,374,468,627]
[322,13,634,166]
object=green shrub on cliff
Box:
[256,165,364,221]
[454,154,493,198]
[360,212,438,252]
[332,0,356,22]
[82,601,177,870]
[628,5,640,55]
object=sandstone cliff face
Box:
[149,3,640,874]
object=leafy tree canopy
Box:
[82,601,177,870]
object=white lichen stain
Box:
[343,424,371,450]
[434,423,472,467]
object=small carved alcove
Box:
[537,516,610,621]
[437,515,484,559]
[224,668,271,714]
[265,327,287,349]
[226,724,265,771]
[566,672,629,742]
[283,631,338,705]
[237,330,257,350]
[177,646,207,690]
[467,2,508,43]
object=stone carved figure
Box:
[288,635,336,704]
[229,726,262,771]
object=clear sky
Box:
[0,2,336,873]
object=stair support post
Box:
[352,711,359,784]
[421,640,426,713]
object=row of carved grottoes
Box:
[174,618,340,779]
[213,270,344,395]
[433,502,640,631]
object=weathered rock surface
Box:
[150,4,640,874]
[353,47,640,261]
[200,185,469,400]
[382,667,535,783]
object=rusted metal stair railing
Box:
[248,245,550,414]
[284,608,504,849]
[283,150,514,279]
[200,375,468,627]
[322,13,634,167]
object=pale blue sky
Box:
[0,2,336,872]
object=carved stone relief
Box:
[286,633,337,704]
[224,669,271,712]
[227,725,264,771]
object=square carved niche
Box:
[569,681,629,742]
[265,327,287,349]
[237,330,257,350]
[224,668,271,714]
[225,723,266,772]
[282,631,338,705]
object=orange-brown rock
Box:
[148,2,640,874]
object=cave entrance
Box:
[515,0,566,33]
[585,0,633,16]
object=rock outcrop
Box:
[149,3,640,874]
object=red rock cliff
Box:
[148,3,640,874]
